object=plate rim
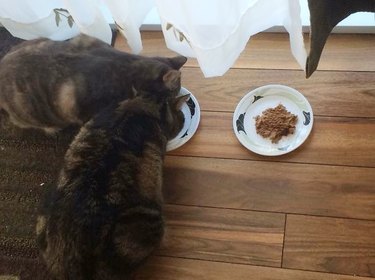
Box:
[232,84,314,156]
[166,87,200,151]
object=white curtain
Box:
[0,0,306,77]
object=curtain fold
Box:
[105,0,154,53]
[65,0,112,44]
[0,0,306,77]
[157,0,306,76]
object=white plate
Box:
[167,87,200,151]
[233,84,313,156]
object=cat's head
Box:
[133,56,187,98]
[133,86,189,140]
[160,93,190,140]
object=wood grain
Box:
[239,33,375,72]
[163,156,375,220]
[159,205,284,267]
[1,31,375,280]
[283,215,375,277]
[181,67,375,118]
[134,256,372,280]
[169,112,375,167]
[115,32,375,72]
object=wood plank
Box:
[0,28,374,280]
[169,112,375,168]
[115,32,375,72]
[283,215,375,277]
[134,256,372,280]
[158,205,284,267]
[181,68,375,118]
[240,33,375,72]
[163,156,375,220]
[0,206,283,275]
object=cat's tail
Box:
[103,205,164,276]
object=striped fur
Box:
[36,93,188,279]
[0,34,186,133]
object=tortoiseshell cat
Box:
[36,89,189,279]
[0,34,187,133]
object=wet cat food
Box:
[254,104,298,144]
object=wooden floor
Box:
[0,31,374,279]
[116,32,375,279]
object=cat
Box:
[36,89,189,280]
[0,34,187,133]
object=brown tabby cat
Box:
[36,89,189,280]
[0,34,187,133]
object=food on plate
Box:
[254,104,298,144]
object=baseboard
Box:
[140,23,375,34]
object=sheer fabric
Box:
[0,0,306,77]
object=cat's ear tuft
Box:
[163,70,181,91]
[168,56,187,70]
[175,94,190,110]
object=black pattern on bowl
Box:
[236,113,246,134]
[180,129,188,138]
[186,97,196,118]
[303,111,311,125]
[252,95,263,103]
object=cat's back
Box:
[0,38,72,83]
[6,33,107,53]
[0,34,115,93]
[1,38,63,63]
[37,98,166,278]
[0,34,110,68]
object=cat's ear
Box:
[163,70,181,91]
[175,94,190,110]
[168,56,187,70]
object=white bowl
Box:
[233,84,313,156]
[167,87,200,151]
